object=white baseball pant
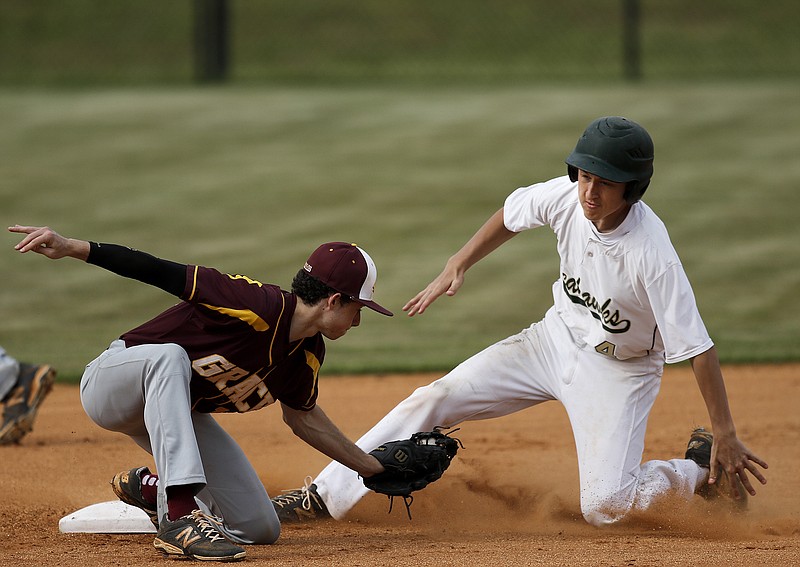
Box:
[315,307,707,525]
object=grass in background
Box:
[2,83,799,381]
[1,1,798,85]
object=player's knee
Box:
[581,506,618,527]
[580,490,634,527]
[232,517,281,545]
[253,522,281,545]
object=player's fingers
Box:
[12,230,45,252]
[8,225,36,245]
[7,224,39,235]
[406,299,426,317]
[445,275,464,297]
[8,225,53,250]
[412,290,440,316]
[404,275,456,316]
[11,226,63,257]
[404,289,437,316]
[745,458,768,485]
[748,453,769,471]
[737,469,757,496]
[402,291,425,313]
[707,460,719,485]
[17,235,50,254]
[706,442,720,485]
[721,464,745,499]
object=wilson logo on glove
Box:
[361,427,463,519]
[393,449,409,463]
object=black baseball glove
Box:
[362,427,462,517]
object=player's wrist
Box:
[361,455,385,477]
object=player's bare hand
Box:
[404,209,514,316]
[402,261,465,316]
[8,225,90,261]
[708,434,768,499]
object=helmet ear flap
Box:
[625,180,649,204]
[567,165,578,182]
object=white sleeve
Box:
[647,264,714,364]
[503,176,575,232]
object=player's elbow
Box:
[281,403,316,441]
[280,403,301,428]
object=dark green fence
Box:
[1,0,798,85]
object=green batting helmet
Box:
[565,116,654,203]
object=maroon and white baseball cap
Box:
[303,242,393,316]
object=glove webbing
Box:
[386,494,415,520]
[371,426,463,520]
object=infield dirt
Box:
[1,365,798,566]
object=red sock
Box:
[166,484,200,521]
[140,472,159,505]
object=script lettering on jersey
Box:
[561,273,631,333]
[192,354,275,412]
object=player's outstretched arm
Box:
[9,225,90,261]
[281,403,384,478]
[10,224,186,296]
[690,347,768,497]
[403,208,517,316]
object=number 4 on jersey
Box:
[595,341,617,357]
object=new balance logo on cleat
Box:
[153,509,245,561]
[176,526,202,548]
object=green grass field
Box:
[2,1,798,84]
[2,83,799,380]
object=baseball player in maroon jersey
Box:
[8,225,391,562]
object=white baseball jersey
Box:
[503,175,713,363]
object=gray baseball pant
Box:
[80,340,280,544]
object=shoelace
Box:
[274,475,315,510]
[187,510,227,543]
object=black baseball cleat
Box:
[271,476,331,523]
[111,466,159,527]
[0,363,56,445]
[685,427,713,468]
[154,509,246,562]
[685,427,748,510]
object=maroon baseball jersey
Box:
[122,265,325,413]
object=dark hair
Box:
[291,269,353,307]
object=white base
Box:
[59,500,157,534]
